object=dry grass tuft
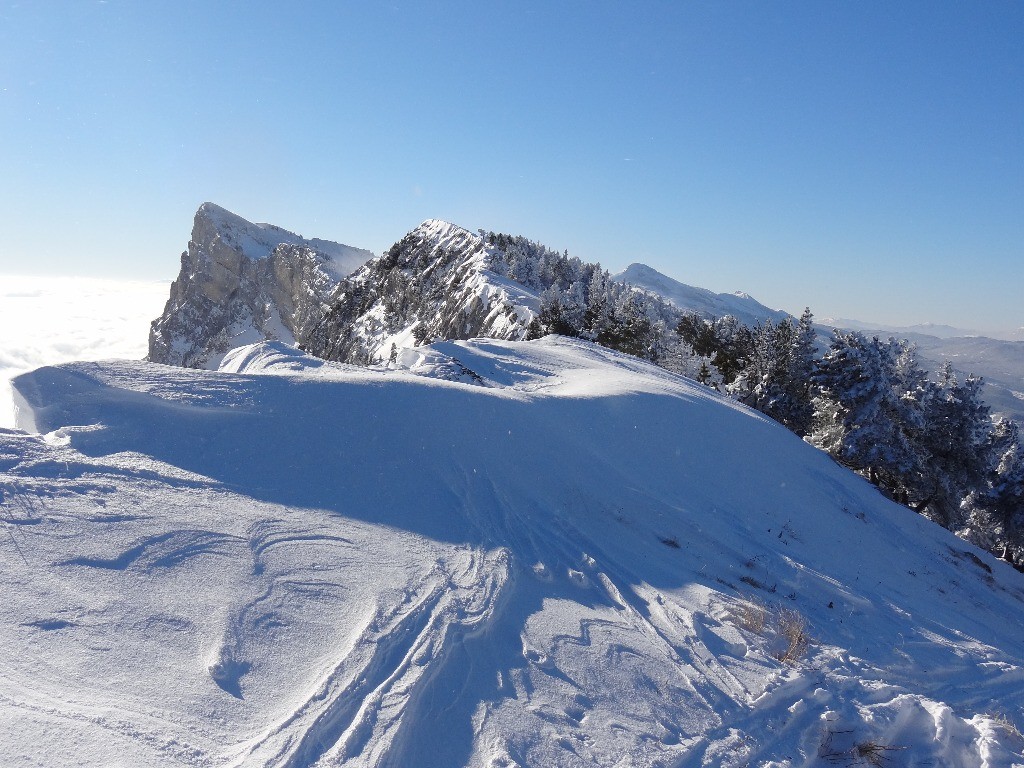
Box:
[730,597,768,634]
[774,607,811,664]
[724,598,812,664]
[819,730,906,766]
[989,711,1024,741]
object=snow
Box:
[612,263,791,329]
[4,335,1024,766]
[198,202,373,280]
[0,275,171,429]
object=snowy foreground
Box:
[0,275,169,429]
[4,337,1024,767]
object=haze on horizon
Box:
[0,1,1021,337]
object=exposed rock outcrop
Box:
[148,203,373,368]
[302,220,540,364]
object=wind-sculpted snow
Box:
[5,337,1024,766]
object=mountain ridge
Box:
[612,262,791,328]
[145,204,1024,428]
[147,205,801,373]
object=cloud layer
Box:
[1,276,170,428]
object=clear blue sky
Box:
[1,1,1021,334]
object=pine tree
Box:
[984,419,1024,563]
[710,316,752,384]
[696,361,715,386]
[413,322,433,345]
[674,313,752,384]
[534,286,578,337]
[810,331,924,501]
[913,363,993,528]
[731,319,794,425]
[727,313,816,435]
[785,308,817,436]
[676,314,719,358]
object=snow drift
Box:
[4,336,1024,767]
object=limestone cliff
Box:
[148,203,372,368]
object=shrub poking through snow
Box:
[774,607,811,664]
[988,711,1024,741]
[818,730,907,766]
[728,597,768,634]
[725,598,810,664]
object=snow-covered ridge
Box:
[197,202,370,281]
[412,217,476,245]
[613,262,791,328]
[148,208,789,380]
[6,336,1024,766]
[302,219,540,364]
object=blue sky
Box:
[1,1,1021,334]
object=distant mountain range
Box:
[820,317,1024,343]
[606,264,1024,424]
[820,318,981,339]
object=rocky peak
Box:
[302,220,540,365]
[148,204,373,369]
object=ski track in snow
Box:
[3,336,1024,767]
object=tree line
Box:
[505,236,1024,566]
[310,225,1023,567]
[679,315,1024,567]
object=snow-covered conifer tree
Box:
[810,331,924,500]
[913,362,993,529]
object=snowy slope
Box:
[5,337,1024,767]
[613,263,791,328]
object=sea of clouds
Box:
[0,275,171,429]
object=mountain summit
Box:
[612,262,790,328]
[148,203,373,369]
[302,219,541,364]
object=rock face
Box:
[303,219,540,365]
[148,203,373,368]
